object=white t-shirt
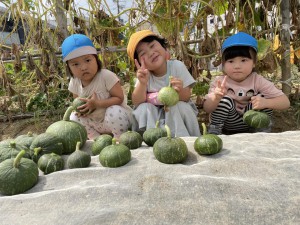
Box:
[68,69,129,121]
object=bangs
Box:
[223,46,253,61]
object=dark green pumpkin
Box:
[194,123,223,155]
[99,138,131,168]
[243,110,271,129]
[15,131,37,148]
[153,125,188,164]
[46,106,88,154]
[38,153,64,175]
[72,97,92,115]
[29,132,64,160]
[119,131,143,149]
[67,142,91,169]
[143,121,167,147]
[92,134,113,155]
[0,150,39,195]
[0,140,30,163]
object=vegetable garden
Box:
[0,0,300,139]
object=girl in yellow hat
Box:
[127,30,200,137]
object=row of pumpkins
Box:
[0,93,269,196]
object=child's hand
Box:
[251,95,267,110]
[76,93,97,116]
[135,58,149,85]
[213,76,227,99]
[170,77,183,92]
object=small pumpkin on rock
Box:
[143,121,167,147]
[67,141,91,169]
[194,123,223,155]
[38,153,64,175]
[0,150,39,195]
[119,131,143,150]
[99,138,131,168]
[157,76,179,111]
[243,110,271,129]
[46,106,88,154]
[153,124,188,164]
[92,134,113,155]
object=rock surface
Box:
[0,131,300,225]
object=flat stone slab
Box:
[0,131,300,225]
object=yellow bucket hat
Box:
[127,30,158,61]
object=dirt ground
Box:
[0,107,299,141]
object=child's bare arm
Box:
[251,94,290,110]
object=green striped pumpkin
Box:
[157,76,179,109]
[243,110,271,129]
[153,125,188,164]
[194,123,223,155]
[0,140,30,163]
[99,138,131,168]
[92,134,113,155]
[46,106,88,154]
[0,150,39,195]
[119,131,143,150]
[143,121,167,147]
[67,142,91,169]
[15,132,37,149]
[29,132,64,160]
[38,153,64,175]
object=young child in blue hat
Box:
[203,32,290,135]
[61,34,132,140]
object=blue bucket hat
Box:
[61,34,97,62]
[221,32,258,53]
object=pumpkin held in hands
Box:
[243,110,271,129]
[0,150,39,195]
[157,76,179,111]
[194,123,223,155]
[153,124,188,164]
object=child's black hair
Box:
[222,46,257,62]
[134,35,168,62]
[66,55,102,77]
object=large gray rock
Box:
[0,131,299,225]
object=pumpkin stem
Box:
[112,138,117,145]
[34,147,42,156]
[155,121,159,128]
[13,150,26,168]
[201,123,207,135]
[10,141,16,148]
[76,141,81,151]
[168,76,173,87]
[27,131,33,136]
[164,124,171,138]
[63,106,75,121]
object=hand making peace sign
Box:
[135,58,150,85]
[214,75,227,98]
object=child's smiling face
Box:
[135,40,168,76]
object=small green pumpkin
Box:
[92,134,113,155]
[157,76,179,111]
[153,125,188,164]
[194,123,223,155]
[72,97,92,115]
[119,131,143,150]
[38,153,64,175]
[0,150,39,195]
[46,106,88,154]
[15,132,37,148]
[99,138,131,168]
[143,121,167,147]
[29,132,64,159]
[243,110,271,129]
[67,142,91,169]
[0,140,30,163]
